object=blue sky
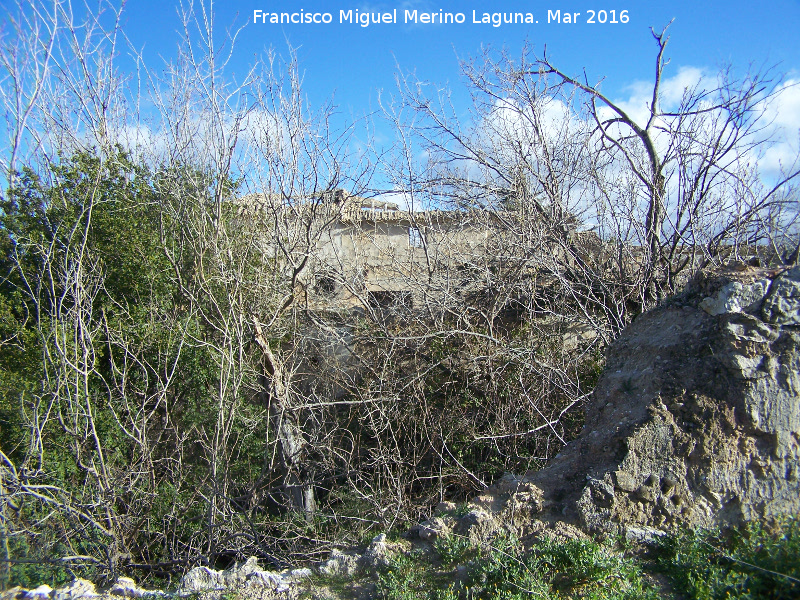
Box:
[5,0,796,194]
[120,0,800,115]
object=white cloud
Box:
[607,66,705,128]
[760,78,800,176]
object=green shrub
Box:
[378,552,432,600]
[433,534,475,566]
[465,534,658,600]
[656,517,800,599]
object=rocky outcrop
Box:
[318,534,410,576]
[459,265,800,542]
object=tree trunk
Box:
[254,322,316,518]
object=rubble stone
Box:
[108,577,160,598]
[52,579,97,600]
[23,585,52,600]
[318,549,360,577]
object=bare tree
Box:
[383,28,800,329]
[0,0,377,577]
[536,25,800,301]
[0,0,145,581]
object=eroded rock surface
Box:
[509,266,800,539]
[418,266,800,545]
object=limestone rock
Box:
[222,557,267,588]
[108,577,160,598]
[179,566,226,593]
[508,267,800,538]
[318,549,360,577]
[624,525,667,545]
[282,568,312,582]
[762,266,800,325]
[416,516,454,541]
[0,587,26,600]
[454,507,499,543]
[179,557,296,598]
[23,586,52,600]
[358,533,408,570]
[239,570,286,592]
[52,580,97,600]
[699,279,771,315]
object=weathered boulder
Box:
[510,266,800,538]
[458,266,800,542]
[179,557,297,598]
[51,579,97,600]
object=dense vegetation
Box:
[0,150,598,584]
[1,0,798,591]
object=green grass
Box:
[375,518,800,600]
[654,517,800,599]
[378,532,658,600]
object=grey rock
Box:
[180,558,297,598]
[318,549,360,577]
[700,279,771,316]
[0,586,26,600]
[614,471,638,493]
[417,516,452,541]
[108,578,161,598]
[455,507,499,543]
[240,570,286,592]
[23,586,52,600]
[588,477,616,507]
[625,526,667,545]
[284,568,313,581]
[222,556,262,587]
[52,580,97,600]
[359,533,405,570]
[762,266,800,325]
[179,566,226,593]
